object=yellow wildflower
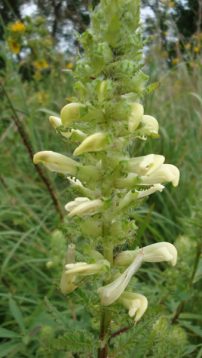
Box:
[66,63,74,69]
[33,59,49,71]
[193,46,200,54]
[36,91,49,104]
[172,58,179,65]
[34,71,42,81]
[7,38,21,54]
[168,0,175,8]
[10,21,26,33]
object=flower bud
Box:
[66,243,76,264]
[73,132,108,156]
[128,103,144,132]
[33,151,79,175]
[128,154,165,175]
[70,129,86,141]
[60,103,84,127]
[140,164,180,187]
[65,197,103,217]
[98,80,113,102]
[140,115,159,136]
[49,116,86,140]
[115,242,177,267]
[98,253,143,306]
[60,271,77,294]
[49,116,62,128]
[119,292,148,322]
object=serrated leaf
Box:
[50,330,97,353]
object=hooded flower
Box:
[49,116,86,140]
[33,151,79,175]
[65,197,103,217]
[60,103,84,127]
[60,260,110,294]
[98,253,143,306]
[140,164,180,187]
[119,292,148,322]
[127,154,165,175]
[73,132,108,156]
[115,242,177,267]
[128,103,144,132]
[140,114,159,136]
[116,162,180,189]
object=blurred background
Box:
[0,1,202,357]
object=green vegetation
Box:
[0,1,202,357]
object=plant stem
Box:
[110,325,131,340]
[104,242,113,264]
[0,83,64,220]
[98,308,110,358]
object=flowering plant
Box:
[34,0,179,356]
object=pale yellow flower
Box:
[119,292,148,322]
[115,242,177,267]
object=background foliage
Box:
[0,0,202,357]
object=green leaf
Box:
[180,321,202,338]
[193,257,202,283]
[145,81,159,94]
[9,297,26,334]
[183,344,202,356]
[196,347,202,358]
[0,327,20,338]
[37,108,59,116]
[0,342,21,358]
[50,330,97,353]
[180,313,202,321]
[190,92,202,106]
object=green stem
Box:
[103,242,113,264]
[98,308,111,358]
[98,220,113,357]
